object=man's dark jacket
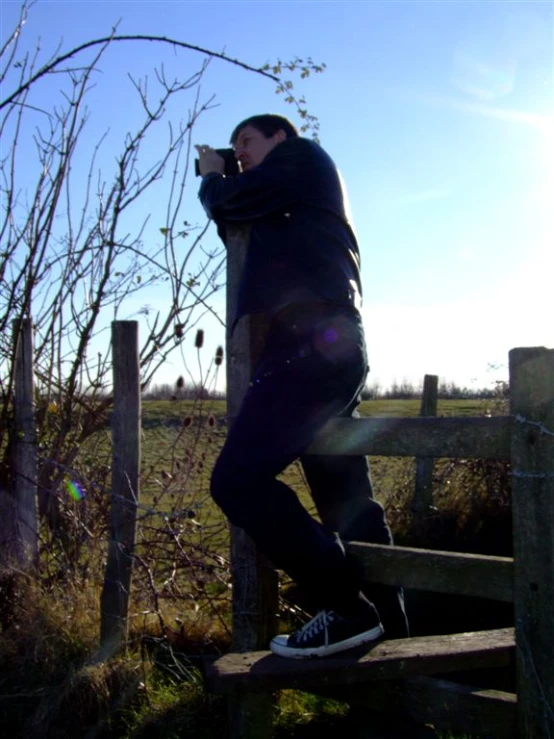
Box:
[198,137,363,329]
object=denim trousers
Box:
[211,304,409,638]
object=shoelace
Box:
[298,610,336,643]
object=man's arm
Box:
[198,141,307,222]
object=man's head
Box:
[230,114,298,171]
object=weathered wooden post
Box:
[3,319,38,567]
[412,374,438,513]
[225,225,278,738]
[509,347,554,738]
[100,321,141,655]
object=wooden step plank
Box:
[203,628,514,695]
[321,676,517,739]
[346,541,514,602]
[307,416,512,459]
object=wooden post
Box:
[3,319,38,568]
[509,347,554,738]
[225,225,278,739]
[412,374,438,513]
[100,321,141,655]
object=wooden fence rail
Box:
[345,541,514,602]
[307,414,513,458]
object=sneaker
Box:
[270,607,384,659]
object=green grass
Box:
[139,396,493,423]
[136,395,497,499]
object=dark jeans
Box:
[211,304,409,637]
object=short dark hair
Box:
[230,114,299,145]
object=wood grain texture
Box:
[346,541,514,602]
[100,321,141,652]
[509,347,554,738]
[307,416,512,459]
[11,319,38,567]
[225,225,276,739]
[204,628,514,694]
[413,374,438,512]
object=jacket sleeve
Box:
[198,142,305,222]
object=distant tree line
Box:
[143,378,509,402]
[142,382,225,401]
[360,379,509,401]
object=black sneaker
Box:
[270,607,384,659]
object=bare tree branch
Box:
[1,33,279,111]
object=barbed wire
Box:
[514,414,554,437]
[512,471,554,479]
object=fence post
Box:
[100,321,141,655]
[509,346,554,738]
[412,374,438,513]
[2,319,38,568]
[225,225,278,739]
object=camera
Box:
[195,148,239,177]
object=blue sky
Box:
[1,0,552,392]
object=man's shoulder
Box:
[270,136,335,168]
[281,136,324,155]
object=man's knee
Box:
[210,454,255,529]
[210,454,236,512]
[340,497,393,545]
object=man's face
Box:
[233,125,286,172]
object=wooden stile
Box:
[218,234,554,739]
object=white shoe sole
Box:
[270,623,384,659]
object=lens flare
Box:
[67,479,84,501]
[323,327,338,344]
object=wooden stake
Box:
[509,346,554,738]
[225,224,277,739]
[9,319,38,567]
[413,373,438,513]
[100,321,141,655]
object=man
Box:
[196,114,408,659]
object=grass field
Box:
[126,393,509,624]
[135,394,501,539]
[0,396,509,738]
[140,395,494,422]
[137,395,496,494]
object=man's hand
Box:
[195,145,225,176]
